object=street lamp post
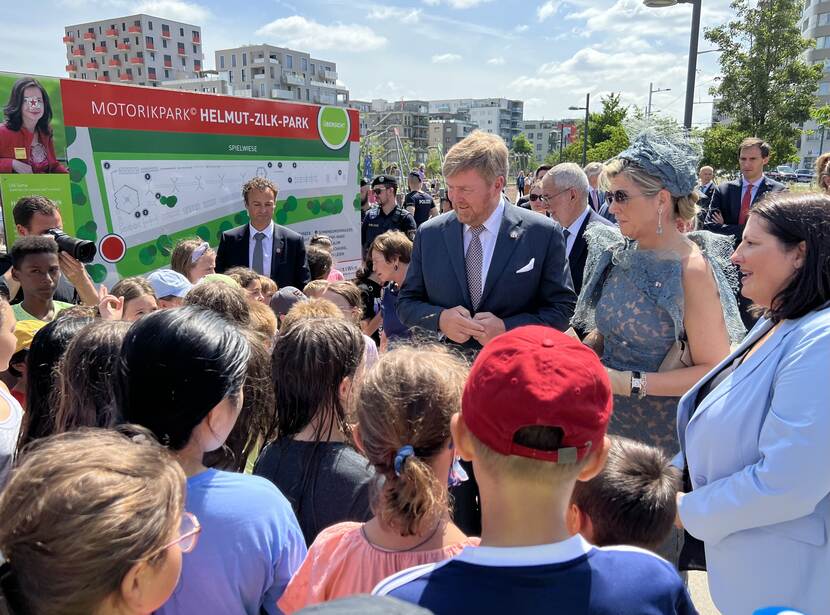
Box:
[568,93,590,167]
[643,0,702,131]
[647,82,672,117]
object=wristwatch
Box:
[630,371,647,399]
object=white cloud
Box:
[256,16,387,51]
[423,0,492,7]
[132,0,211,22]
[487,56,505,65]
[432,53,463,64]
[537,1,560,21]
[514,24,529,33]
[367,7,422,23]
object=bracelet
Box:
[630,371,648,399]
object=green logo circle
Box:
[318,106,350,150]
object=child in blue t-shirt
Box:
[116,306,307,614]
[374,326,696,615]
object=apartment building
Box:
[64,14,203,86]
[351,99,430,164]
[522,120,561,159]
[214,44,348,105]
[799,1,830,168]
[428,98,524,146]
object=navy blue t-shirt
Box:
[374,535,696,615]
[404,190,436,226]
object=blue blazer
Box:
[676,306,830,615]
[397,199,577,351]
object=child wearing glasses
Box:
[0,428,195,615]
[0,77,67,174]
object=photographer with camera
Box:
[0,195,97,306]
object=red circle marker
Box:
[99,234,126,263]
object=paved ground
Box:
[689,572,720,614]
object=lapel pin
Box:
[510,230,519,240]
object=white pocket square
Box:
[515,258,535,274]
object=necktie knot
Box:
[470,225,485,237]
[254,232,266,241]
[563,228,571,239]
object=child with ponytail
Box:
[277,345,478,612]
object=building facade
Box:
[64,14,203,86]
[428,118,476,153]
[214,44,348,105]
[799,1,830,169]
[521,120,561,159]
[163,71,231,95]
[428,98,523,146]
[353,99,430,164]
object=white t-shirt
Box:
[0,385,24,489]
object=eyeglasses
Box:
[528,194,544,202]
[23,97,43,108]
[538,188,572,205]
[149,512,201,559]
[605,190,647,205]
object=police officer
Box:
[404,170,438,227]
[361,175,416,253]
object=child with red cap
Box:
[374,325,696,614]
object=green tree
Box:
[699,124,749,173]
[705,0,821,165]
[511,132,533,155]
[588,93,628,146]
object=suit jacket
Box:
[568,208,615,295]
[397,198,577,351]
[215,223,310,289]
[676,306,830,615]
[705,176,786,242]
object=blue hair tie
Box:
[394,445,415,477]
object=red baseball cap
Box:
[462,325,613,463]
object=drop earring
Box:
[656,204,664,236]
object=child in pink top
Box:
[278,346,478,612]
[309,234,345,281]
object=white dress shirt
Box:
[741,176,765,204]
[463,198,505,290]
[564,206,590,257]
[248,221,274,275]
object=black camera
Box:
[46,228,97,263]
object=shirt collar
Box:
[566,207,590,235]
[249,221,274,239]
[454,534,593,568]
[464,197,505,235]
[742,176,764,189]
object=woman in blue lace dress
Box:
[573,131,746,456]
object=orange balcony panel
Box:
[62,35,75,43]
[120,74,134,81]
[83,32,96,40]
[86,61,99,69]
[105,28,118,37]
[192,34,200,43]
[108,58,121,67]
[161,31,171,38]
[146,42,155,50]
[163,60,173,68]
[128,25,142,33]
[97,76,111,82]
[71,49,85,57]
[177,49,186,56]
[65,64,77,72]
[94,47,107,55]
[129,57,144,64]
[117,42,130,50]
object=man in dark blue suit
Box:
[705,138,786,245]
[397,131,577,352]
[215,177,310,289]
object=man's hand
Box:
[472,312,506,346]
[11,160,33,174]
[710,210,724,225]
[97,284,124,321]
[439,306,485,344]
[59,252,99,306]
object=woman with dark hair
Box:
[16,315,93,450]
[115,307,306,615]
[676,192,830,614]
[53,320,131,433]
[254,317,373,546]
[370,231,413,349]
[0,77,67,174]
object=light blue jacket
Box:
[677,306,830,615]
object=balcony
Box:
[146,41,155,50]
[130,57,144,64]
[177,47,187,56]
[97,75,111,82]
[62,34,74,43]
[94,47,107,56]
[148,69,157,81]
[272,88,294,99]
[108,58,121,67]
[117,42,130,50]
[192,34,200,44]
[233,89,253,98]
[163,59,173,68]
[194,62,202,72]
[161,29,171,38]
[83,32,96,40]
[105,28,118,37]
[72,48,85,57]
[128,25,142,33]
[324,69,337,80]
[284,72,304,86]
[86,61,99,69]
[310,79,334,89]
[66,64,77,72]
[254,73,266,80]
[120,74,134,82]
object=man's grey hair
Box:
[545,163,589,196]
[583,162,604,177]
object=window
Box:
[243,54,247,66]
[148,21,153,30]
[163,39,168,48]
[241,69,245,81]
[146,36,154,47]
[818,36,830,49]
[181,57,186,67]
[286,55,293,69]
[180,27,184,36]
[301,57,308,72]
[231,54,236,67]
[164,69,170,78]
[260,82,265,97]
[820,13,830,26]
[270,66,275,79]
[820,82,830,95]
[310,63,315,73]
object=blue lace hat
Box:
[616,126,700,197]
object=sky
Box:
[1,0,738,126]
